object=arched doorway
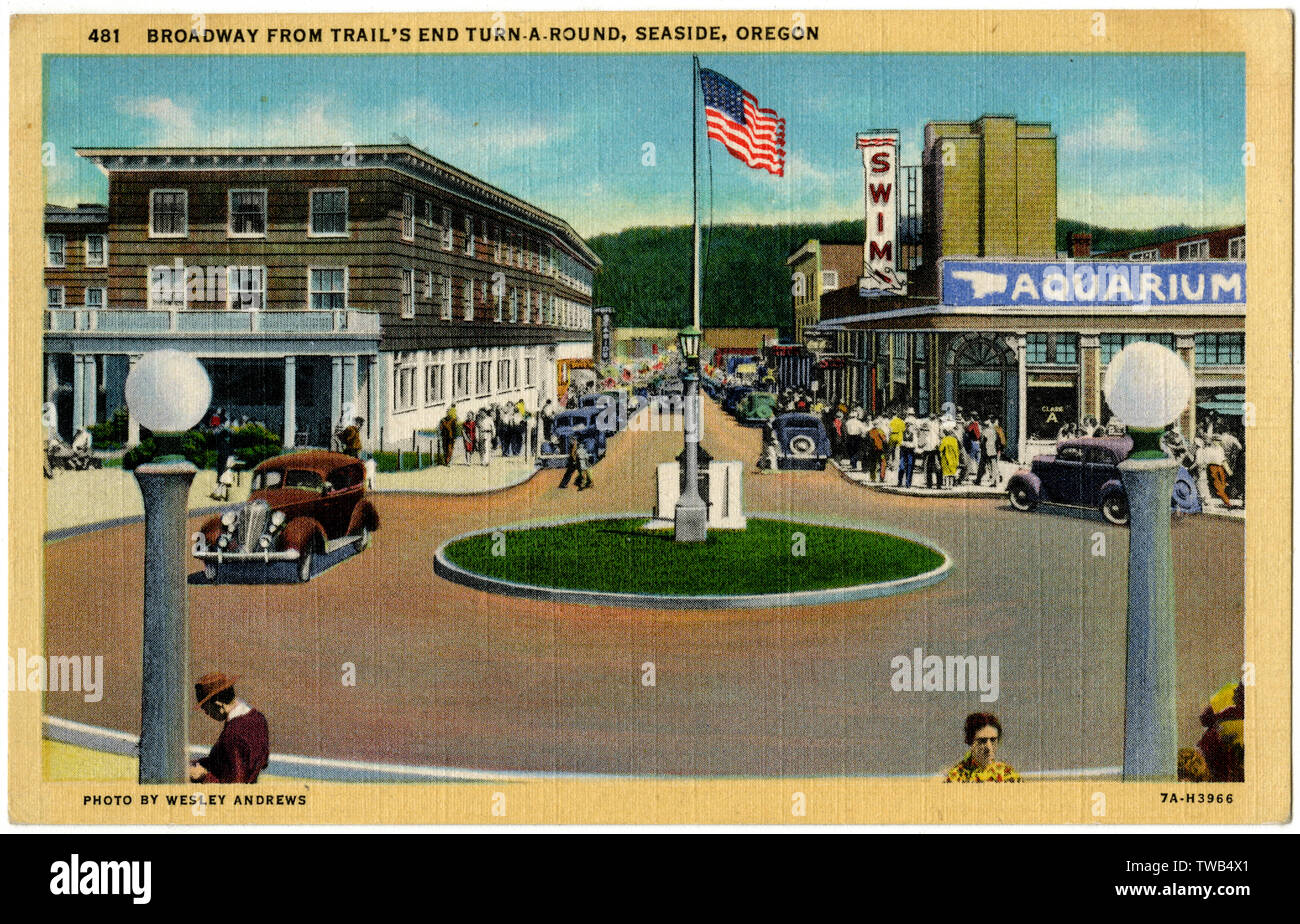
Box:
[945,333,1016,423]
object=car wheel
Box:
[1008,483,1037,512]
[203,561,219,582]
[788,434,817,457]
[354,527,372,552]
[1101,492,1130,526]
[297,547,315,583]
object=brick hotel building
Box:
[43,145,600,449]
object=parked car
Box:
[1006,436,1200,526]
[578,392,624,436]
[722,384,753,414]
[193,450,379,583]
[769,413,832,470]
[538,409,608,468]
[735,391,779,425]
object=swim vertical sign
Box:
[857,131,907,296]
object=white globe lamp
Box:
[1103,342,1191,458]
[125,350,211,461]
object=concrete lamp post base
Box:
[1119,455,1181,782]
[134,460,198,784]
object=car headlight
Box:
[258,536,271,549]
[270,511,286,528]
[221,512,236,528]
[217,536,229,549]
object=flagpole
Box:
[691,55,701,331]
[674,55,708,542]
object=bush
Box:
[123,429,212,471]
[88,406,130,449]
[231,422,282,469]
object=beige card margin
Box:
[8,9,1292,825]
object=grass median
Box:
[442,517,945,597]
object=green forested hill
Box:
[588,221,863,330]
[591,219,1235,330]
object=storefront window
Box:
[1100,333,1175,365]
[1195,333,1244,366]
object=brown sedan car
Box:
[193,450,379,583]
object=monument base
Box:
[653,460,747,529]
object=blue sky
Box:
[44,53,1245,236]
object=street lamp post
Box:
[125,350,212,784]
[674,325,708,543]
[1103,342,1193,782]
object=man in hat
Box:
[336,416,364,457]
[189,672,270,784]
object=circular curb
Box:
[433,511,953,611]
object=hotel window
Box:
[515,233,524,267]
[821,270,838,291]
[424,200,434,229]
[510,287,518,323]
[498,358,512,390]
[425,271,434,299]
[1026,334,1049,364]
[402,195,416,242]
[310,189,348,236]
[463,279,474,320]
[495,284,504,322]
[148,265,186,309]
[150,190,187,237]
[425,363,445,406]
[525,357,535,386]
[228,190,267,237]
[494,226,503,262]
[441,208,453,250]
[464,215,475,256]
[452,362,470,399]
[401,268,415,318]
[1195,333,1244,366]
[1129,249,1158,262]
[393,365,416,412]
[45,234,65,268]
[1228,236,1245,259]
[481,219,488,251]
[523,289,531,324]
[85,287,105,309]
[1177,239,1209,259]
[440,276,452,320]
[47,287,64,309]
[476,360,492,396]
[227,266,267,310]
[85,234,106,267]
[309,268,347,311]
[507,232,515,264]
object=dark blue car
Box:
[538,409,607,469]
[769,413,832,471]
[722,385,753,414]
[1006,436,1201,525]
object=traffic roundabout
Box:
[434,512,953,609]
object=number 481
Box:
[88,29,119,43]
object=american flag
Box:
[699,67,785,177]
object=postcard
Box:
[10,9,1291,825]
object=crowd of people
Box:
[833,402,1008,491]
[432,400,538,467]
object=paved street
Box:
[43,398,1245,779]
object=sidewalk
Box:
[831,459,1017,498]
[372,456,536,495]
[44,455,538,536]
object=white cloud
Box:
[1062,104,1155,153]
[115,96,197,142]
